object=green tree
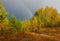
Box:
[9,14,24,32]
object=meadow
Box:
[0,3,60,41]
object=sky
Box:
[1,0,60,20]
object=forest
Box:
[0,2,60,41]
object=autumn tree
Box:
[0,2,9,34]
[55,14,60,27]
[45,6,58,27]
[34,7,52,27]
[32,6,59,27]
[0,2,8,28]
[0,2,8,23]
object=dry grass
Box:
[0,27,60,41]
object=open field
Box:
[0,28,60,41]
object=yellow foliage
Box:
[21,20,30,28]
[56,15,60,22]
[1,2,60,34]
[32,6,60,27]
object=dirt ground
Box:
[0,28,60,41]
